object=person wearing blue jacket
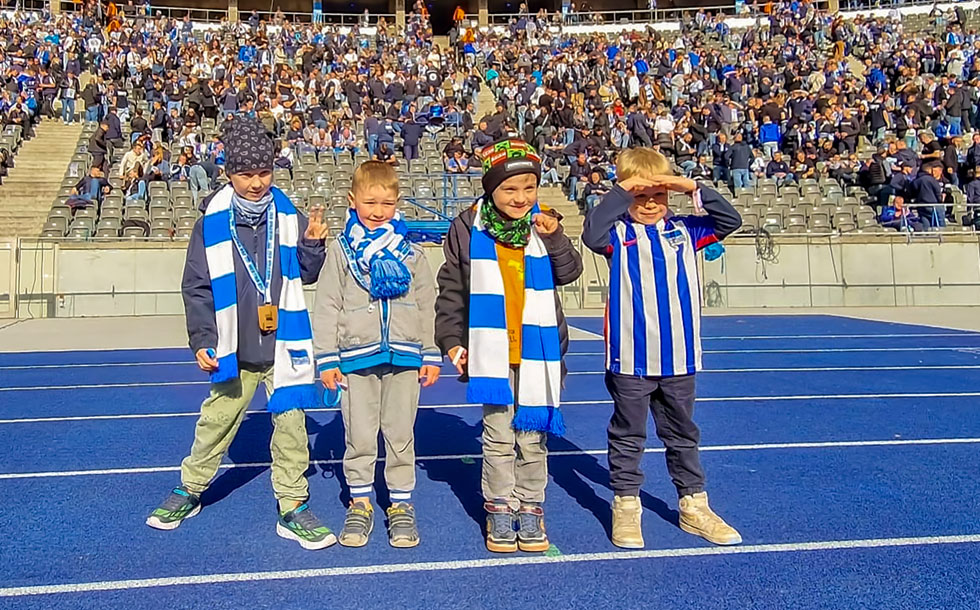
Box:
[759,115,781,159]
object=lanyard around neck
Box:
[228,203,276,304]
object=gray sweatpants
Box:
[340,364,420,502]
[482,367,549,510]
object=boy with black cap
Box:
[435,139,583,553]
[146,118,337,551]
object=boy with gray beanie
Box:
[146,118,337,551]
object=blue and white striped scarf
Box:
[467,199,564,435]
[202,184,318,414]
[340,209,413,299]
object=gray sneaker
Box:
[277,503,337,551]
[517,503,549,552]
[386,502,420,548]
[485,500,518,553]
[338,501,374,547]
[146,486,201,530]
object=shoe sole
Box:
[389,535,420,548]
[276,522,338,550]
[145,504,201,530]
[611,536,645,549]
[486,539,519,553]
[518,539,550,553]
[679,521,743,546]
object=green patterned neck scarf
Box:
[480,198,531,247]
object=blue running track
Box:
[0,315,978,609]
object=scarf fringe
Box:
[467,377,514,406]
[268,383,320,414]
[513,406,566,437]
[370,257,413,299]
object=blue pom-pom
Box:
[369,257,412,299]
[703,241,725,262]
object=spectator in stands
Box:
[581,169,611,211]
[72,165,111,204]
[400,114,423,168]
[61,71,79,125]
[80,77,101,123]
[765,151,793,188]
[445,149,470,174]
[88,121,109,172]
[567,152,591,204]
[728,133,753,189]
[374,141,398,166]
[120,140,149,178]
[912,160,947,229]
[759,115,781,159]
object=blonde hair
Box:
[616,147,673,181]
[351,160,399,197]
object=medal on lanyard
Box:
[229,204,278,333]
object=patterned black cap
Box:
[222,118,276,176]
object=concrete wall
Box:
[11,235,980,318]
[702,236,980,308]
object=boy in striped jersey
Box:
[582,148,743,549]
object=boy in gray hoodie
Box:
[312,161,440,549]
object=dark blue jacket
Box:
[912,173,943,204]
[182,194,325,367]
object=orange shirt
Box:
[496,243,525,366]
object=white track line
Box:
[4,392,980,425]
[3,333,980,371]
[567,346,980,355]
[568,364,980,374]
[2,533,979,597]
[2,437,976,480]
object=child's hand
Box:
[648,174,697,194]
[617,176,660,199]
[304,205,329,241]
[419,365,440,387]
[320,368,344,390]
[532,213,559,235]
[448,346,467,375]
[195,348,218,372]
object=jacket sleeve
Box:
[582,184,632,255]
[540,223,583,287]
[434,215,469,356]
[311,241,345,373]
[296,212,326,285]
[698,184,742,240]
[181,218,217,355]
[411,247,442,366]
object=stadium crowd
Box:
[2,0,980,231]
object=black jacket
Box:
[182,191,325,366]
[434,205,583,365]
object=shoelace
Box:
[518,511,542,534]
[291,505,323,531]
[388,506,416,530]
[344,505,372,533]
[161,488,193,511]
[489,511,515,536]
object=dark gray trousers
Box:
[605,372,705,498]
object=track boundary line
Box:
[2,437,977,480]
[5,391,980,424]
[2,533,979,597]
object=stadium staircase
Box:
[0,121,83,238]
